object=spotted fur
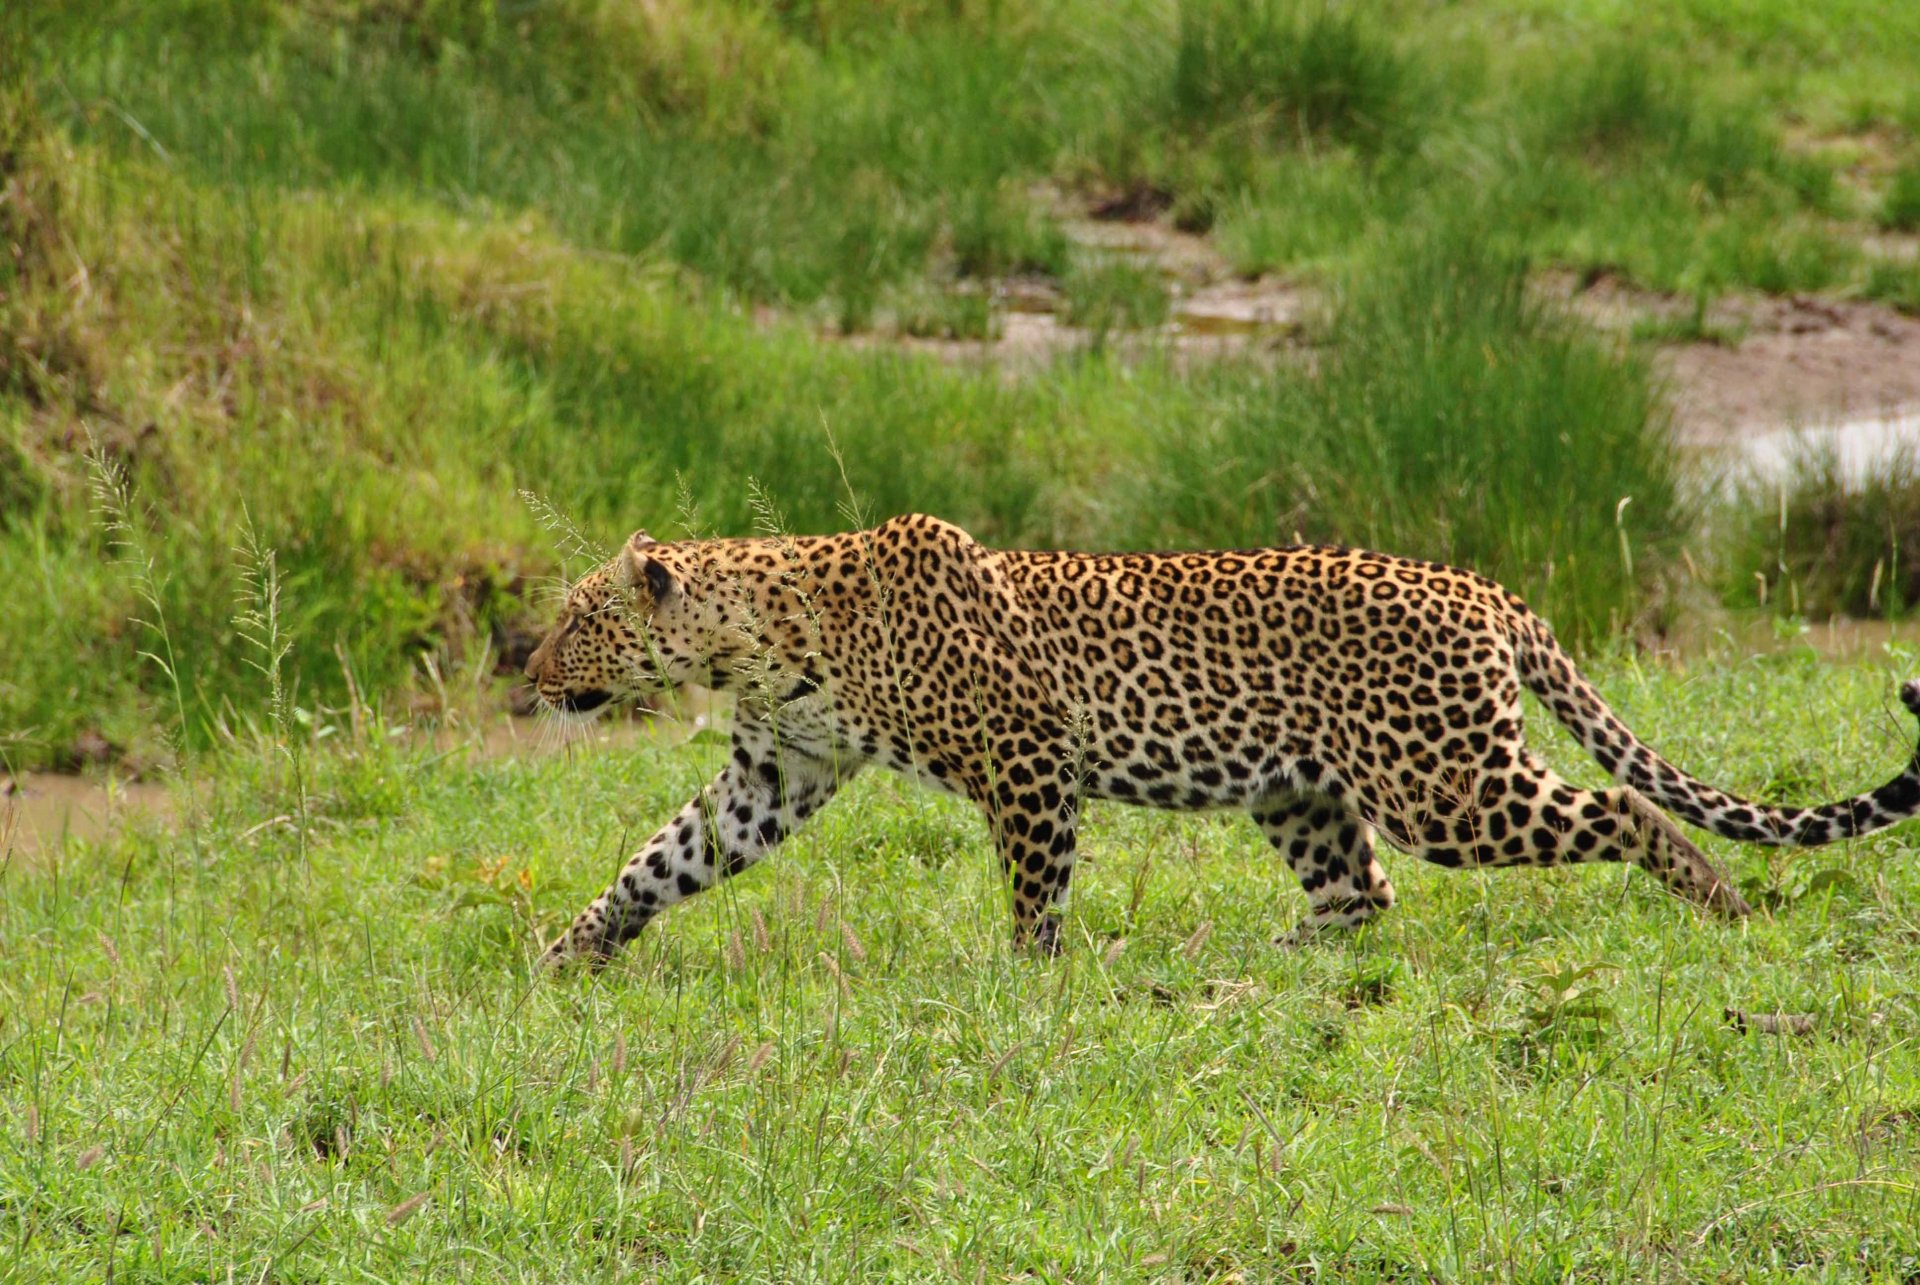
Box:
[526,514,1920,964]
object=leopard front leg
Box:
[541,732,855,968]
[972,750,1081,955]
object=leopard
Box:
[525,513,1920,965]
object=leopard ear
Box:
[619,537,678,604]
[640,556,677,603]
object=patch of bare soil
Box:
[871,285,1310,373]
[1647,614,1920,665]
[1064,215,1231,284]
[2,771,173,859]
[1545,270,1920,443]
[2,691,728,861]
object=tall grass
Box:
[0,141,1057,765]
[0,124,1686,766]
[1725,447,1920,620]
[1139,221,1682,640]
[33,0,1077,317]
[3,0,1909,768]
[1167,0,1418,151]
[1882,161,1920,233]
[30,0,1907,316]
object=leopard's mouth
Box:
[557,688,612,714]
[533,685,617,718]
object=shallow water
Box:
[1723,406,1920,490]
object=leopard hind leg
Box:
[1255,791,1397,945]
[1405,758,1750,917]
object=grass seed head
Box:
[386,1192,430,1226]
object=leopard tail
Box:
[1510,613,1920,846]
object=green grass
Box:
[1061,257,1171,333]
[1166,0,1420,152]
[7,7,1920,1273]
[23,0,1916,313]
[1139,222,1682,640]
[1457,0,1920,133]
[1864,257,1920,314]
[7,654,1920,1279]
[1881,162,1920,234]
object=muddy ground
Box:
[1563,272,1920,444]
[858,200,1920,445]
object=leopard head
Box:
[524,530,733,715]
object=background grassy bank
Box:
[3,0,1919,773]
[5,653,1920,1279]
[29,0,1920,305]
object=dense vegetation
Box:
[5,0,1918,769]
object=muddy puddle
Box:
[1721,406,1920,489]
[858,207,1312,371]
[871,278,1308,374]
[3,771,175,859]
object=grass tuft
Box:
[1726,445,1920,619]
[1061,257,1171,334]
[1881,159,1920,233]
[1141,215,1683,644]
[1168,0,1417,151]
